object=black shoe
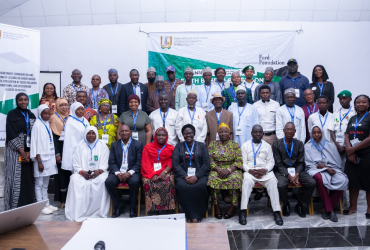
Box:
[330,212,338,222]
[130,208,137,218]
[274,211,283,226]
[254,192,263,201]
[112,203,124,218]
[295,204,306,218]
[239,210,247,225]
[321,211,329,220]
[282,202,290,217]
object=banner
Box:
[148,31,296,84]
[0,23,40,147]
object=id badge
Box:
[187,167,196,177]
[132,132,139,140]
[120,163,128,173]
[318,157,328,165]
[102,134,109,144]
[350,138,360,147]
[154,163,162,172]
[88,159,96,171]
[26,136,31,148]
[112,105,117,114]
[59,131,65,141]
[216,133,220,141]
[202,102,209,112]
[235,125,242,136]
[295,89,300,98]
[336,132,344,144]
[287,167,296,176]
[49,141,55,153]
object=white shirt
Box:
[196,83,222,111]
[175,83,195,111]
[276,104,306,143]
[132,83,142,110]
[253,99,280,133]
[149,108,179,146]
[175,106,207,143]
[331,107,357,133]
[212,80,231,92]
[308,111,334,143]
[243,81,258,101]
[115,140,135,176]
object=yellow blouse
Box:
[90,113,119,149]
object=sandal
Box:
[343,209,357,215]
[365,213,370,219]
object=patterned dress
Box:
[207,140,243,206]
[89,113,119,149]
[222,85,253,110]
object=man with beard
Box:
[103,68,123,115]
[145,67,157,93]
[146,75,175,114]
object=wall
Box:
[34,21,370,109]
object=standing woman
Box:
[49,97,70,209]
[310,65,335,113]
[39,83,58,115]
[212,67,231,93]
[117,94,152,146]
[4,93,36,210]
[344,95,370,218]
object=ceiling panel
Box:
[363,0,370,10]
[141,12,166,23]
[265,0,291,10]
[0,16,23,26]
[288,10,313,21]
[19,0,44,16]
[1,7,22,17]
[140,0,165,13]
[68,14,92,25]
[116,13,141,24]
[92,13,116,24]
[313,10,337,21]
[314,0,340,10]
[22,16,46,27]
[191,10,215,22]
[45,15,69,26]
[360,10,370,20]
[190,0,216,11]
[215,10,240,21]
[290,0,315,11]
[65,0,91,15]
[42,0,68,16]
[90,0,115,14]
[338,0,364,11]
[240,0,266,10]
[115,0,140,13]
[215,0,241,11]
[240,10,265,21]
[165,11,190,22]
[337,10,361,20]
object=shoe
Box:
[365,213,370,219]
[343,209,356,215]
[224,212,234,219]
[46,205,59,212]
[295,204,306,218]
[112,203,124,218]
[254,192,263,201]
[215,214,222,219]
[239,210,247,225]
[329,212,338,222]
[274,211,283,226]
[42,207,53,215]
[282,202,290,217]
[60,202,65,210]
[130,208,138,218]
[321,211,329,220]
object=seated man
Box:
[239,125,283,226]
[65,126,110,222]
[272,122,316,218]
[105,124,143,218]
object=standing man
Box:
[254,67,283,105]
[119,69,149,115]
[175,90,207,143]
[242,65,257,102]
[276,88,306,143]
[149,93,178,146]
[76,91,96,121]
[87,75,109,111]
[63,69,89,105]
[253,85,280,146]
[196,67,221,112]
[228,86,259,147]
[302,89,319,142]
[205,93,233,146]
[175,67,195,111]
[164,65,183,98]
[146,75,175,114]
[145,67,157,93]
[308,95,333,143]
[103,68,123,116]
[279,59,310,107]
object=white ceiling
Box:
[0,0,369,27]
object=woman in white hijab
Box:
[65,126,110,222]
[30,104,58,215]
[62,102,89,171]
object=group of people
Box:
[3,58,370,226]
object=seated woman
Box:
[90,99,119,149]
[65,126,110,222]
[141,127,176,215]
[172,124,210,223]
[304,126,349,222]
[207,123,242,219]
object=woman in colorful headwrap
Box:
[141,127,176,215]
[90,99,119,149]
[207,123,243,219]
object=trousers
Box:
[35,176,50,206]
[313,173,343,212]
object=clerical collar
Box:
[262,99,270,103]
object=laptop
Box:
[0,200,47,235]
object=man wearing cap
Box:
[302,89,319,143]
[242,65,258,102]
[149,93,178,146]
[86,75,109,111]
[279,59,310,107]
[145,67,157,93]
[164,65,183,98]
[205,93,233,146]
[175,67,195,111]
[103,68,124,115]
[175,90,207,143]
[254,67,283,105]
[228,86,259,147]
[196,67,222,112]
[308,95,334,143]
[276,88,306,143]
[146,75,175,115]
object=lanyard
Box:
[121,138,132,163]
[244,81,254,92]
[290,77,299,89]
[20,110,29,135]
[216,80,224,90]
[284,137,294,166]
[100,113,109,133]
[38,117,52,143]
[339,107,352,131]
[354,111,369,138]
[160,109,169,127]
[237,103,247,125]
[317,82,324,96]
[71,83,81,92]
[130,110,139,130]
[110,83,118,104]
[204,84,212,102]
[132,83,138,95]
[69,115,86,127]
[55,112,67,130]
[310,139,326,159]
[187,106,196,125]
[156,89,165,96]
[251,140,262,166]
[91,89,100,107]
[185,84,193,93]
[156,144,167,162]
[231,86,237,102]
[84,138,99,160]
[184,141,195,166]
[318,111,329,128]
[286,105,295,122]
[306,103,316,115]
[215,110,222,126]
[168,79,177,92]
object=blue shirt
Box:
[279,73,310,107]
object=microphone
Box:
[94,241,105,250]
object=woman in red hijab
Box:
[141,127,176,215]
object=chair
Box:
[175,201,208,218]
[309,197,343,215]
[109,183,141,217]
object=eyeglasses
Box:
[60,104,69,108]
[101,104,111,108]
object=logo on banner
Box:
[160,36,172,49]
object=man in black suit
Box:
[118,69,148,116]
[105,124,143,218]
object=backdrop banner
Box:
[0,23,40,147]
[148,31,296,84]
